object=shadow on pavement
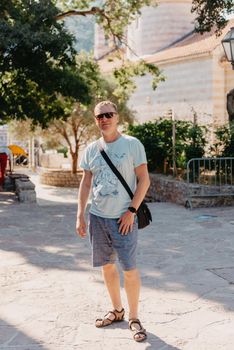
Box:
[1,197,234,315]
[0,191,18,205]
[100,321,181,349]
[0,319,49,349]
[0,201,90,273]
[145,331,181,350]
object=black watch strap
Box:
[128,206,137,213]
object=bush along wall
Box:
[211,121,234,158]
[127,119,207,173]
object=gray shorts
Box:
[88,213,138,271]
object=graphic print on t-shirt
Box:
[93,150,126,198]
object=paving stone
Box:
[0,171,234,350]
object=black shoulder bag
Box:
[100,148,152,229]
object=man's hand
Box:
[117,210,135,235]
[76,215,87,238]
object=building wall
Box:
[94,24,111,60]
[212,46,228,126]
[127,1,194,59]
[94,1,194,60]
[128,56,214,125]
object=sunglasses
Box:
[95,112,115,120]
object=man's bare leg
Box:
[102,263,123,312]
[95,263,124,327]
[123,268,140,319]
[124,268,146,341]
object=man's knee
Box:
[102,263,116,274]
[123,268,139,280]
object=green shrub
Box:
[127,119,207,173]
[212,122,234,157]
[57,146,68,158]
[127,122,165,171]
[184,124,207,163]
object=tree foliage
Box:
[0,0,94,126]
[56,1,234,42]
[56,0,152,46]
[184,124,207,162]
[40,73,136,173]
[0,0,165,127]
[9,71,135,173]
[191,0,234,34]
[127,119,207,172]
[211,122,234,157]
[4,0,229,130]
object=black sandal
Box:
[95,308,125,328]
[129,318,147,342]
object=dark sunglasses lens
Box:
[96,112,114,119]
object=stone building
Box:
[95,0,234,129]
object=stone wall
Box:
[147,173,234,208]
[7,174,36,203]
[39,171,234,208]
[40,170,83,187]
[147,174,188,205]
[15,178,36,203]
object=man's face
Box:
[95,112,119,134]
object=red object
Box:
[0,153,8,186]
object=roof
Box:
[142,19,234,64]
[98,19,234,71]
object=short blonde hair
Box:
[94,100,118,116]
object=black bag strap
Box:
[99,146,134,200]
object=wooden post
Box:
[172,109,177,177]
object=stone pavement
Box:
[0,173,234,350]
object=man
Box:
[76,101,150,342]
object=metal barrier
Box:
[186,157,234,209]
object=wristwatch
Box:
[128,206,137,214]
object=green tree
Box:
[56,0,152,47]
[0,0,164,127]
[9,64,135,173]
[211,122,234,157]
[57,1,234,42]
[127,119,207,172]
[184,124,207,163]
[0,0,93,126]
[42,71,135,173]
[191,0,234,34]
[1,0,232,128]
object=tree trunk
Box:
[71,153,78,174]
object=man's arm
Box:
[76,169,93,238]
[118,163,150,235]
[131,163,150,210]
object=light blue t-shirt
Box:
[79,134,147,219]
